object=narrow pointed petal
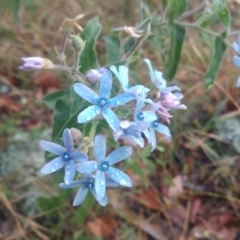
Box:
[99,69,112,98]
[90,188,108,206]
[41,156,64,174]
[72,151,88,163]
[106,146,133,165]
[40,140,65,155]
[75,161,98,174]
[95,170,106,200]
[107,167,132,187]
[110,65,129,90]
[109,93,135,107]
[102,108,120,131]
[73,186,88,206]
[233,56,240,68]
[63,128,74,152]
[77,105,101,123]
[64,161,76,184]
[73,83,99,104]
[155,123,171,136]
[149,128,156,152]
[59,179,85,188]
[94,135,106,161]
[143,58,154,80]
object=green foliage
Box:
[104,36,121,64]
[163,23,186,81]
[79,17,102,73]
[42,89,69,110]
[204,35,227,89]
[3,0,21,22]
[168,0,187,21]
[218,7,231,30]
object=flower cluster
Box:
[27,58,186,206]
[232,35,240,87]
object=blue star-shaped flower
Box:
[40,128,88,184]
[143,58,180,93]
[59,174,119,206]
[110,65,151,105]
[73,69,135,131]
[75,134,133,200]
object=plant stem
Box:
[89,120,98,140]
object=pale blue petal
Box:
[237,34,240,46]
[109,93,135,107]
[41,156,64,174]
[75,161,98,174]
[77,105,101,123]
[73,186,88,206]
[105,178,120,187]
[143,129,150,143]
[64,160,76,184]
[106,146,133,165]
[106,167,132,187]
[149,128,156,152]
[40,140,65,155]
[141,111,157,121]
[73,83,99,104]
[99,69,112,98]
[233,56,240,68]
[95,170,106,200]
[63,128,74,152]
[155,123,171,136]
[143,58,154,80]
[110,65,129,90]
[94,135,106,161]
[236,76,240,88]
[102,108,120,131]
[154,70,166,89]
[59,179,85,188]
[72,151,88,163]
[233,42,239,52]
[90,188,108,206]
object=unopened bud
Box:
[18,57,53,71]
[69,35,85,52]
[86,68,105,84]
[70,128,82,143]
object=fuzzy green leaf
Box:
[168,0,187,20]
[204,36,226,89]
[104,36,121,64]
[163,23,186,81]
[79,17,102,73]
[218,7,231,30]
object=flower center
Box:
[151,120,158,128]
[62,151,71,161]
[85,178,94,189]
[100,161,109,172]
[97,97,109,109]
[136,112,144,121]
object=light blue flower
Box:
[113,120,145,147]
[233,34,240,53]
[73,69,135,131]
[59,174,119,206]
[40,128,88,184]
[143,58,181,93]
[233,56,240,68]
[110,65,151,104]
[76,134,133,200]
[136,119,171,151]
